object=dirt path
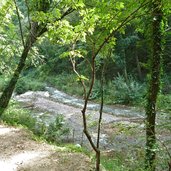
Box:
[0,124,93,171]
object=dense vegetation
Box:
[0,0,171,170]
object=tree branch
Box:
[24,0,31,30]
[13,0,25,47]
[96,60,105,149]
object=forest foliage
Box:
[0,0,170,105]
[0,0,171,170]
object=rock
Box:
[75,144,81,148]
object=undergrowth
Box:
[15,76,46,94]
[1,101,69,144]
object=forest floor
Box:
[0,124,94,171]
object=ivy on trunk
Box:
[145,0,164,170]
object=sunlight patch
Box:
[0,126,17,135]
[0,151,44,171]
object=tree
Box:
[145,0,164,170]
[0,0,74,116]
[51,1,151,170]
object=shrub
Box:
[2,101,36,132]
[90,81,101,100]
[15,78,30,94]
[161,74,171,94]
[44,115,70,143]
[15,77,46,94]
[45,73,84,97]
[104,81,117,104]
[112,74,145,105]
[157,94,171,111]
[2,102,70,143]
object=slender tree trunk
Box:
[135,49,142,80]
[122,49,129,84]
[96,151,100,171]
[145,0,163,170]
[0,22,39,117]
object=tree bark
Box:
[145,0,163,170]
[96,151,100,171]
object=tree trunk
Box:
[145,0,163,170]
[96,151,100,171]
[135,49,142,81]
[122,48,128,84]
[0,22,39,117]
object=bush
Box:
[44,73,84,97]
[161,74,171,94]
[90,81,101,100]
[15,77,46,94]
[112,74,145,105]
[2,102,70,143]
[104,81,118,104]
[157,94,171,111]
[2,101,36,132]
[15,78,29,94]
[44,115,70,143]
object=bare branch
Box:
[81,43,99,154]
[96,59,106,149]
[165,27,171,32]
[69,42,98,153]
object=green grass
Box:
[101,154,155,171]
[1,101,70,144]
[63,144,90,156]
[101,156,129,171]
[157,94,171,111]
[1,101,36,131]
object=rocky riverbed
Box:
[14,87,146,150]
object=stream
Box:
[14,87,147,150]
